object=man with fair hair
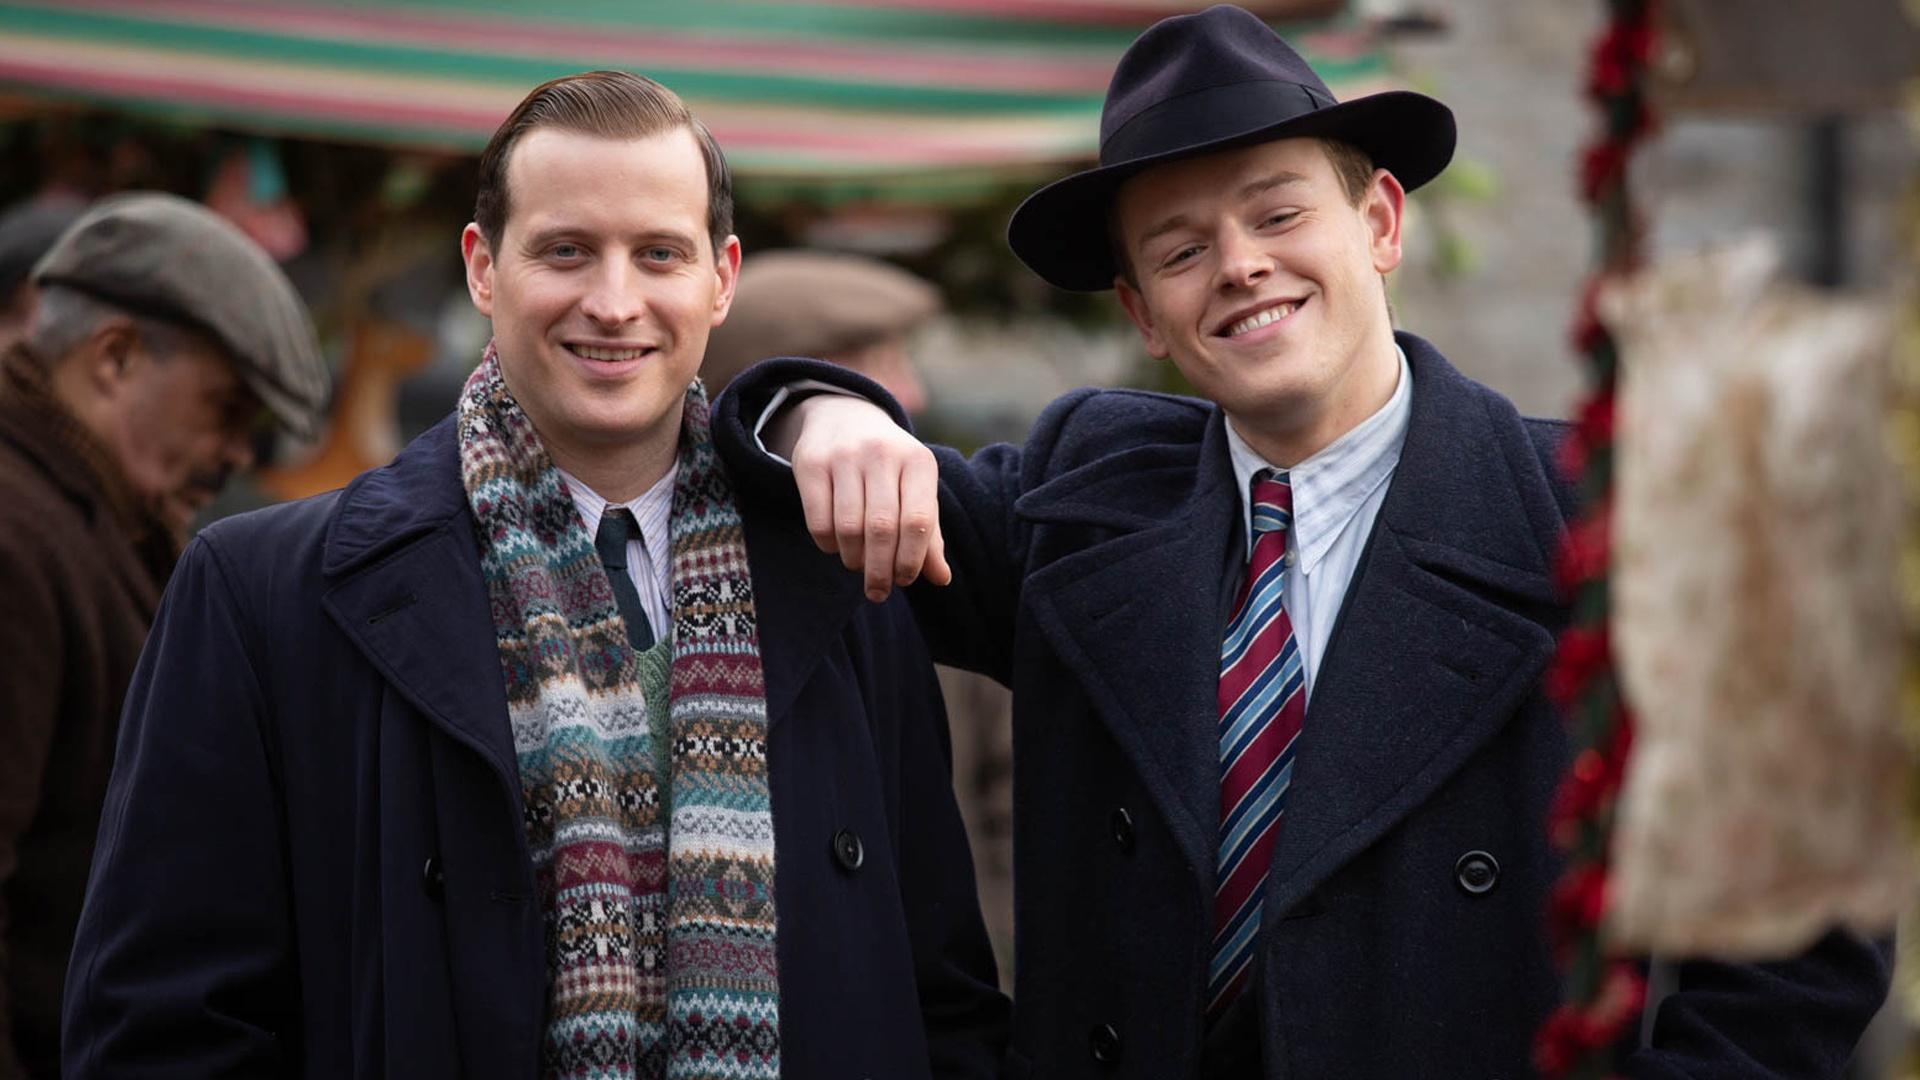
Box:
[719,6,1889,1077]
[0,191,327,1078]
[63,71,1006,1079]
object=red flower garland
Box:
[1535,1,1661,1076]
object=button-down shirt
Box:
[1224,346,1412,703]
[556,463,676,639]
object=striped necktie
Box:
[1210,468,1305,1012]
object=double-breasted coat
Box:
[715,333,1889,1079]
[62,415,1010,1078]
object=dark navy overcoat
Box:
[715,333,1889,1080]
[62,415,1010,1078]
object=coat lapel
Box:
[1019,415,1242,878]
[1260,336,1565,921]
[318,417,518,789]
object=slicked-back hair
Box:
[474,70,734,257]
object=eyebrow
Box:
[521,225,699,251]
[1239,171,1311,200]
[1133,171,1314,256]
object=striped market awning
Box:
[0,0,1393,201]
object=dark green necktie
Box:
[594,508,655,652]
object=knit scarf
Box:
[456,344,779,1080]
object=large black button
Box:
[422,856,445,901]
[1089,1023,1122,1064]
[1455,850,1499,895]
[1110,808,1135,852]
[832,828,865,872]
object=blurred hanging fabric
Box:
[1602,237,1912,959]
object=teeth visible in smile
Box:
[572,345,649,361]
[1227,302,1298,337]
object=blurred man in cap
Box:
[0,191,325,1078]
[702,249,939,416]
[703,249,1017,969]
[0,196,85,354]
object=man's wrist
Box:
[754,379,861,465]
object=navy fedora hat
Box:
[1008,4,1455,292]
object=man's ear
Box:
[461,223,495,317]
[82,319,143,399]
[1363,168,1406,275]
[1115,276,1172,360]
[710,234,742,328]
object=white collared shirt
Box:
[1224,346,1413,703]
[556,462,676,639]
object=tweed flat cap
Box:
[34,192,328,438]
[702,250,940,392]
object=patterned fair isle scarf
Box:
[456,343,779,1080]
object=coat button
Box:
[1455,850,1499,895]
[422,856,445,901]
[1110,808,1135,852]
[832,828,865,872]
[1089,1022,1122,1064]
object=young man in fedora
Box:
[61,71,1009,1078]
[715,6,1889,1076]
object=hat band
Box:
[1101,80,1336,168]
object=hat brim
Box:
[1007,90,1456,292]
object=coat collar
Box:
[1016,333,1566,903]
[1018,403,1243,878]
[318,415,867,785]
[0,345,177,599]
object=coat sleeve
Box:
[63,534,297,1078]
[874,600,1012,1078]
[714,357,1088,684]
[0,523,63,1076]
[1624,931,1891,1080]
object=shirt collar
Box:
[1224,344,1413,572]
[555,460,678,564]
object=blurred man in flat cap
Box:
[702,249,938,416]
[704,249,1017,969]
[0,191,326,1078]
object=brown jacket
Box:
[0,347,171,1078]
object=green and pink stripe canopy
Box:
[0,0,1388,200]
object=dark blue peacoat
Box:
[714,332,1890,1080]
[62,415,1010,1078]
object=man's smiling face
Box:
[1113,136,1404,463]
[462,124,738,464]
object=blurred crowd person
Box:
[0,197,84,354]
[703,248,1016,973]
[0,192,326,1078]
[702,248,938,416]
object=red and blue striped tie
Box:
[1210,468,1305,1012]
